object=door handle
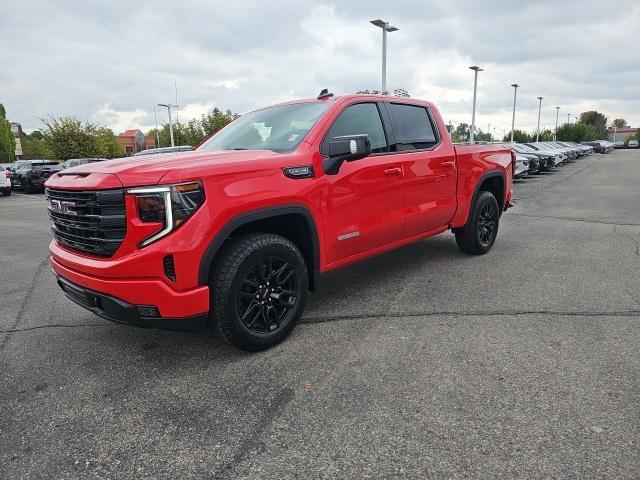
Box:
[441,161,455,168]
[384,167,402,176]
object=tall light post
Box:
[535,96,543,142]
[153,99,160,147]
[469,66,483,144]
[370,19,399,93]
[510,83,520,143]
[157,103,178,147]
[554,106,560,141]
[574,115,578,124]
[567,113,571,125]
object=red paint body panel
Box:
[45,95,512,321]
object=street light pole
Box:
[153,99,160,147]
[536,96,543,142]
[469,66,483,144]
[554,106,560,141]
[567,113,571,125]
[370,20,399,93]
[157,103,178,147]
[510,83,519,143]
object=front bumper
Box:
[55,274,207,330]
[51,254,210,321]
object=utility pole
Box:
[510,84,519,143]
[536,96,543,142]
[153,100,160,147]
[469,66,483,144]
[157,103,178,147]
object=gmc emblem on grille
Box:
[50,199,77,215]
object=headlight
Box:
[127,181,205,247]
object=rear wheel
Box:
[210,233,308,351]
[1,189,10,197]
[455,190,500,255]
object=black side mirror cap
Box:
[323,134,372,175]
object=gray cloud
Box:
[2,0,639,136]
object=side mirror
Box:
[323,134,372,175]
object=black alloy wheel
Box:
[477,202,497,247]
[237,256,298,333]
[210,233,308,351]
[454,190,500,255]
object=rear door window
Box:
[387,103,438,151]
[322,103,389,154]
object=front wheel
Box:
[455,190,500,255]
[210,233,308,351]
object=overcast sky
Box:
[2,0,639,137]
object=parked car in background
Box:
[132,146,193,157]
[1,167,11,196]
[614,140,625,149]
[514,155,530,178]
[10,160,62,193]
[581,141,605,153]
[524,143,567,165]
[596,140,615,153]
[628,139,639,148]
[512,143,556,169]
[62,158,106,169]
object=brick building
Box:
[118,129,156,156]
[607,127,638,143]
[10,122,26,160]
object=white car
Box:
[628,140,639,148]
[1,167,11,196]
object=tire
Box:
[1,189,10,196]
[210,233,308,351]
[455,190,500,255]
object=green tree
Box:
[538,129,554,141]
[95,127,123,158]
[502,129,531,143]
[612,118,627,129]
[0,104,16,163]
[579,111,607,138]
[24,132,54,159]
[452,123,470,142]
[556,122,598,142]
[41,117,100,160]
[201,107,237,136]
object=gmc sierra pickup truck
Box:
[45,92,513,351]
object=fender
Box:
[452,169,506,228]
[197,204,321,288]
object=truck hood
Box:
[46,150,282,188]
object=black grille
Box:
[46,188,127,257]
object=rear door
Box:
[383,102,458,236]
[320,101,406,264]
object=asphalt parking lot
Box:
[1,150,639,479]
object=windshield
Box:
[199,102,330,154]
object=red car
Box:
[46,92,513,350]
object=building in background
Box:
[607,127,638,143]
[117,129,156,156]
[10,122,26,160]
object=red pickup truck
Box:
[45,92,513,351]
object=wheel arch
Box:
[198,205,321,290]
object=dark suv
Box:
[10,160,62,193]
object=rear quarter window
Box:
[387,103,438,151]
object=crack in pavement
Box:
[0,257,51,350]
[613,224,640,256]
[301,308,640,324]
[510,213,640,227]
